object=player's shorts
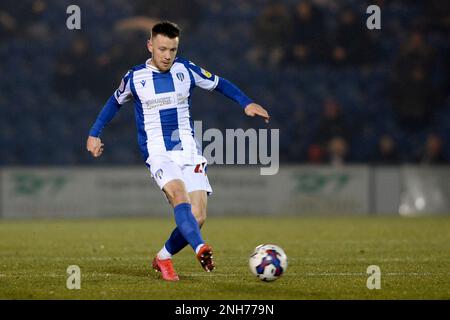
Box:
[146,153,213,195]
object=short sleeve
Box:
[185,60,219,91]
[114,71,133,104]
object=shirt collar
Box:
[146,59,160,72]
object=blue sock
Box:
[164,227,188,255]
[172,203,204,251]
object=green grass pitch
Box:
[0,216,449,299]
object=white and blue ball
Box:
[249,244,288,281]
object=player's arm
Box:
[214,78,270,123]
[86,96,121,157]
[87,71,132,158]
[185,60,270,123]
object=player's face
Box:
[147,34,179,72]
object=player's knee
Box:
[165,186,190,207]
[172,192,190,207]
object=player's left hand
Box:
[244,103,270,123]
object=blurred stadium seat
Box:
[0,0,448,165]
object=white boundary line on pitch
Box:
[2,272,448,278]
[2,256,450,262]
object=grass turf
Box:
[0,216,449,299]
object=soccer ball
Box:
[249,244,288,281]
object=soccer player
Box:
[86,21,270,281]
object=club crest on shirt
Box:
[201,68,212,78]
[154,169,164,180]
[176,72,184,82]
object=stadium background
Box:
[0,0,449,300]
[0,0,448,166]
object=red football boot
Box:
[152,256,179,281]
[196,244,215,272]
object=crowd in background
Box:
[0,0,449,165]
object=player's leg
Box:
[151,158,214,274]
[159,162,215,271]
[179,162,214,271]
[189,190,215,272]
[189,190,207,227]
[160,190,207,257]
[162,179,206,253]
[148,158,190,280]
[153,181,206,280]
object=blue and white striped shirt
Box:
[89,57,253,164]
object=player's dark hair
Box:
[151,21,181,39]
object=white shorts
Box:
[147,153,213,195]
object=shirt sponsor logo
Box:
[144,96,173,109]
